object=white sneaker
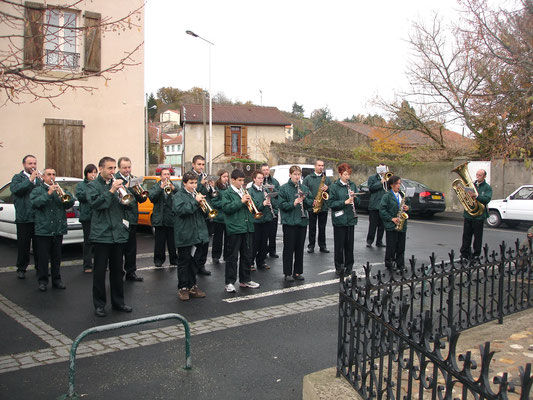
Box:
[225,283,236,293]
[239,280,260,289]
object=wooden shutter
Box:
[44,119,84,178]
[84,11,101,73]
[224,126,231,155]
[241,126,248,156]
[23,2,44,69]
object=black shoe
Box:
[198,268,212,276]
[213,258,220,264]
[376,243,386,248]
[170,260,178,266]
[126,273,144,282]
[112,304,133,313]
[293,274,305,281]
[154,263,163,268]
[269,253,279,258]
[285,275,295,282]
[319,248,330,253]
[307,248,314,253]
[17,271,25,279]
[38,283,47,292]
[95,307,106,317]
[52,281,66,289]
[366,243,372,248]
[335,269,342,276]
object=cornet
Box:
[130,175,148,200]
[51,179,72,203]
[162,179,173,195]
[242,188,263,219]
[193,189,218,218]
[111,176,134,205]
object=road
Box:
[0,214,528,399]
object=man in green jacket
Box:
[303,159,331,253]
[366,164,387,248]
[460,169,493,259]
[221,169,260,293]
[86,157,133,317]
[11,154,41,279]
[172,171,209,301]
[30,168,74,291]
[261,163,281,258]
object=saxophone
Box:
[312,174,329,214]
[395,191,409,231]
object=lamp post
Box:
[145,94,157,175]
[186,30,214,174]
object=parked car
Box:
[357,178,446,217]
[269,164,334,186]
[486,184,533,228]
[155,164,176,176]
[137,175,182,228]
[0,177,83,244]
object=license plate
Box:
[432,195,442,200]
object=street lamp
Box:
[186,30,214,174]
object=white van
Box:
[269,164,334,186]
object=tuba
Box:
[451,162,485,218]
[312,174,329,214]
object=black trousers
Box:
[283,225,307,276]
[252,223,269,267]
[16,222,35,272]
[308,211,328,249]
[81,221,93,270]
[267,217,278,255]
[154,226,177,266]
[333,225,355,273]
[460,219,485,258]
[225,232,252,284]
[366,209,385,245]
[34,235,63,284]
[177,245,199,289]
[211,221,228,260]
[385,230,406,269]
[123,224,137,275]
[93,242,125,309]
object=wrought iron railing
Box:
[45,49,80,70]
[337,239,533,399]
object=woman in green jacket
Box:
[278,166,313,281]
[379,176,410,271]
[327,163,360,276]
[76,164,97,273]
[209,169,229,264]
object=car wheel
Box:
[486,210,501,228]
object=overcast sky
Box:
[144,0,460,120]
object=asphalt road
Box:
[0,214,528,399]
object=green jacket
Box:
[264,175,280,216]
[278,181,313,226]
[75,179,92,223]
[302,173,332,213]
[379,190,411,232]
[86,175,130,243]
[30,185,74,236]
[114,172,146,225]
[464,180,492,221]
[148,182,177,227]
[221,187,255,235]
[249,184,277,224]
[327,179,360,227]
[210,186,227,224]
[11,171,40,223]
[172,188,209,247]
[368,173,386,211]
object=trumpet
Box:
[162,179,173,195]
[51,179,72,203]
[111,176,134,205]
[242,188,263,219]
[193,189,218,218]
[130,175,148,200]
[31,168,43,181]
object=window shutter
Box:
[23,2,44,69]
[241,126,248,156]
[224,126,231,155]
[84,11,101,73]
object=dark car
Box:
[155,164,176,176]
[357,178,446,217]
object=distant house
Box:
[181,104,292,163]
[163,135,183,167]
[160,109,180,124]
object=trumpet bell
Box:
[253,212,264,220]
[321,192,329,200]
[60,194,72,203]
[208,209,218,219]
[120,193,134,205]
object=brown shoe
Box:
[189,285,206,298]
[178,288,190,301]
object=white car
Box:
[486,185,533,228]
[269,164,334,186]
[0,177,84,244]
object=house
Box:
[163,135,183,167]
[0,1,145,183]
[181,104,291,164]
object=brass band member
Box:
[30,168,74,291]
[86,157,133,317]
[149,168,178,268]
[190,155,211,276]
[76,164,97,273]
[366,163,387,248]
[460,169,492,259]
[12,154,40,279]
[379,176,410,272]
[303,159,331,253]
[278,166,313,281]
[261,163,281,258]
[209,169,230,264]
[327,163,360,276]
[116,157,146,281]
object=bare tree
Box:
[0,0,144,106]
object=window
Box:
[44,9,79,70]
[224,126,248,156]
[514,187,533,200]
